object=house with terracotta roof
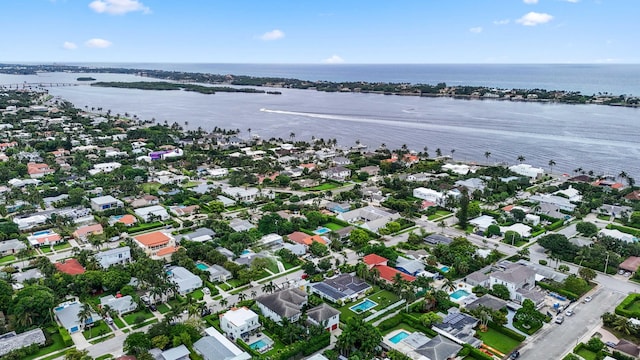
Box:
[363,254,416,283]
[625,190,640,201]
[170,205,199,217]
[132,231,178,260]
[55,258,86,275]
[72,224,104,240]
[287,231,327,248]
[27,162,55,178]
[27,230,63,247]
[110,214,137,227]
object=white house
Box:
[509,164,544,179]
[599,228,637,243]
[224,187,275,203]
[500,223,532,238]
[220,307,260,341]
[259,233,284,248]
[469,215,498,232]
[54,301,101,334]
[529,194,576,212]
[489,263,544,306]
[100,295,137,315]
[168,266,203,295]
[193,327,251,360]
[94,246,131,268]
[134,205,170,222]
[442,163,472,175]
[306,303,340,332]
[413,187,444,205]
[319,166,351,181]
[554,186,582,202]
[336,205,400,233]
[207,168,229,178]
[88,162,122,175]
[206,264,233,282]
[90,195,124,212]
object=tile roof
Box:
[157,246,179,256]
[363,254,387,265]
[134,231,170,247]
[55,258,86,275]
[374,264,416,282]
[117,214,137,225]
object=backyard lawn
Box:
[305,182,340,191]
[123,310,154,325]
[53,242,72,251]
[191,289,204,300]
[324,222,345,231]
[83,321,111,340]
[23,333,67,360]
[476,328,520,354]
[337,289,400,323]
[428,210,452,220]
[156,303,171,314]
[575,348,597,360]
[142,182,161,193]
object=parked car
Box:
[555,315,564,324]
[619,269,626,275]
[606,341,617,348]
[510,350,520,359]
[565,309,574,317]
[625,271,631,277]
[149,304,157,311]
[203,287,210,295]
[584,296,593,303]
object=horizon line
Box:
[1,61,639,66]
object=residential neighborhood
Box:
[1,87,640,360]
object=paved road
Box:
[519,286,625,360]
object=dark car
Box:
[606,341,617,348]
[201,307,212,317]
[510,350,520,359]
[149,304,157,311]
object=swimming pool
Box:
[196,262,209,270]
[33,230,52,236]
[241,249,252,255]
[313,227,331,235]
[112,215,124,220]
[450,289,471,300]
[350,299,378,313]
[249,337,273,353]
[389,331,410,344]
[440,266,450,273]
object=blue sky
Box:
[3,0,638,64]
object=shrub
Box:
[539,259,548,265]
[615,293,640,318]
[59,327,73,346]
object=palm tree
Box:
[613,316,633,335]
[450,149,455,160]
[440,278,456,292]
[77,304,94,337]
[517,155,526,163]
[619,171,629,183]
[438,221,446,234]
[219,298,228,309]
[484,151,491,164]
[289,132,295,142]
[435,148,442,157]
[548,159,556,174]
[238,293,247,302]
[250,290,257,299]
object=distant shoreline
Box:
[1,63,639,108]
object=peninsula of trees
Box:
[90,81,281,95]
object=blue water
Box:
[440,266,450,273]
[112,215,124,220]
[313,227,331,235]
[241,249,251,255]
[250,339,269,350]
[196,263,209,270]
[54,306,65,312]
[450,289,471,300]
[350,299,377,313]
[33,230,51,236]
[389,331,411,344]
[8,64,640,180]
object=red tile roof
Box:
[134,231,170,247]
[363,254,388,266]
[625,191,640,201]
[55,258,86,275]
[117,214,137,225]
[288,231,309,243]
[373,265,416,283]
[156,246,179,257]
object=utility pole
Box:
[605,252,610,274]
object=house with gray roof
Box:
[229,218,255,232]
[159,344,190,360]
[433,310,482,347]
[95,246,131,269]
[336,205,400,233]
[257,288,307,323]
[310,274,371,303]
[100,295,137,316]
[414,334,463,360]
[306,303,340,332]
[0,328,46,357]
[54,301,101,333]
[90,195,124,212]
[193,327,251,360]
[168,266,203,295]
[489,262,544,306]
[396,256,431,277]
[424,234,453,246]
[0,239,26,256]
[455,178,486,192]
[178,228,216,243]
[206,264,232,282]
[465,294,508,311]
[13,268,43,283]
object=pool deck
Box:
[448,282,478,305]
[383,329,415,352]
[246,333,273,353]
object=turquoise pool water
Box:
[389,331,410,344]
[33,230,52,236]
[112,215,124,220]
[350,299,378,313]
[250,339,268,350]
[196,263,209,270]
[241,249,251,255]
[313,227,331,235]
[450,289,471,300]
[440,266,450,272]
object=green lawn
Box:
[338,289,400,323]
[113,317,126,329]
[0,255,16,263]
[89,333,115,345]
[132,318,158,329]
[281,261,296,270]
[428,210,452,220]
[123,309,154,325]
[575,348,597,360]
[324,222,345,231]
[380,323,418,336]
[83,321,111,340]
[226,279,247,288]
[157,303,171,314]
[626,300,640,313]
[142,182,161,193]
[40,246,53,253]
[53,242,72,251]
[305,183,340,191]
[191,289,204,300]
[266,259,280,274]
[475,328,520,354]
[23,333,67,360]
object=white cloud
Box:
[323,55,345,64]
[493,19,510,25]
[469,27,483,33]
[89,0,150,15]
[63,41,77,50]
[85,38,113,48]
[516,12,553,26]
[523,0,539,4]
[259,29,285,41]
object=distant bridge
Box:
[0,82,81,89]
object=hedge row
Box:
[536,281,579,301]
[606,223,640,237]
[545,220,565,231]
[458,344,494,360]
[59,327,73,347]
[615,293,640,318]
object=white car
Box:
[584,296,592,302]
[565,309,574,317]
[203,287,211,295]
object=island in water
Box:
[76,77,96,81]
